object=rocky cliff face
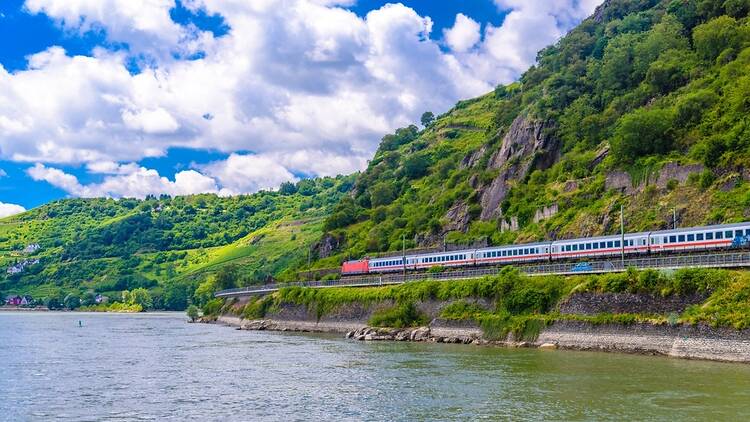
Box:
[477,116,561,221]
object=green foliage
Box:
[215,264,239,291]
[682,271,750,329]
[242,296,276,320]
[611,108,675,163]
[202,298,224,317]
[186,304,200,322]
[123,288,153,309]
[440,301,487,320]
[574,268,728,296]
[420,111,435,127]
[370,183,397,207]
[369,302,428,328]
[1,175,354,309]
[693,16,750,61]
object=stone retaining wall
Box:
[214,294,750,364]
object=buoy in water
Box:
[78,320,82,327]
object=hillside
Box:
[0,176,353,309]
[314,0,750,266]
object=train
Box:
[340,222,750,275]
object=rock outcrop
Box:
[533,203,559,223]
[478,116,561,220]
[444,202,471,233]
[312,233,341,259]
[605,163,705,194]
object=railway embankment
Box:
[209,268,750,363]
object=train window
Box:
[669,236,677,243]
[726,230,734,238]
[687,234,694,242]
[614,240,621,247]
[523,248,528,255]
[736,230,744,237]
[678,235,685,242]
[716,232,723,239]
[706,232,714,240]
[605,241,611,248]
[572,244,578,251]
[697,233,704,241]
[663,237,668,243]
[746,229,750,236]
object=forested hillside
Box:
[316,0,750,266]
[0,176,353,309]
[5,0,750,310]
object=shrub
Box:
[440,301,488,320]
[202,298,224,317]
[611,108,675,164]
[369,302,428,328]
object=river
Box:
[1,312,749,421]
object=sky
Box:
[0,0,603,216]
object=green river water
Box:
[1,312,749,421]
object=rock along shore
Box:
[214,314,750,364]
[211,293,750,364]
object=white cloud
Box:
[0,202,26,218]
[27,163,219,198]
[5,0,603,198]
[0,169,7,178]
[444,14,481,53]
[200,153,297,196]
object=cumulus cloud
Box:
[27,163,219,198]
[0,202,26,218]
[444,14,481,53]
[0,169,7,177]
[7,0,603,198]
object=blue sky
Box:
[0,0,601,214]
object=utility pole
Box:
[673,208,677,230]
[402,233,406,280]
[620,204,625,268]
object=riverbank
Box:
[214,312,750,363]
[208,269,750,363]
[0,306,49,312]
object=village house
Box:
[22,244,41,254]
[6,259,40,275]
[4,295,33,306]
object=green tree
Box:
[193,278,217,307]
[186,304,200,322]
[403,155,429,180]
[127,288,153,309]
[215,264,239,291]
[420,111,435,127]
[370,183,396,207]
[693,16,748,62]
[611,108,674,163]
[63,294,81,310]
[278,181,298,195]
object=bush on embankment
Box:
[369,302,428,328]
[223,267,750,333]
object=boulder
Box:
[539,343,558,350]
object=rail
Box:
[215,251,750,298]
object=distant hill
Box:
[0,176,353,309]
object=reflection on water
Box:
[1,312,749,421]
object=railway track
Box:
[215,250,750,298]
